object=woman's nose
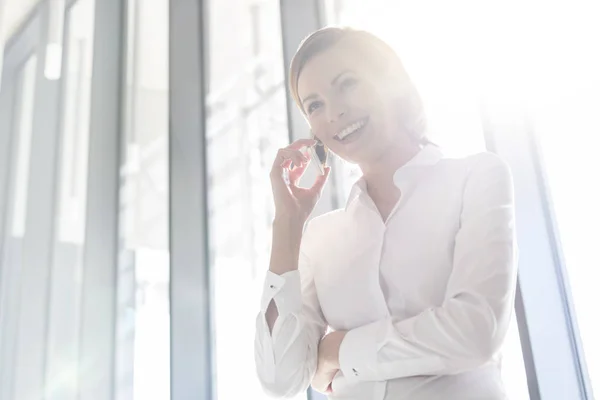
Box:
[327,104,346,123]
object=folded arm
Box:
[337,153,518,383]
[254,249,327,397]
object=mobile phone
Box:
[308,136,329,175]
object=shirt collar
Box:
[345,144,444,210]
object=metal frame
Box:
[0,0,41,260]
[527,126,594,399]
[43,2,85,399]
[279,0,325,145]
[0,10,42,400]
[0,59,18,274]
[77,0,126,398]
[279,0,342,220]
[10,2,63,398]
[481,106,592,400]
[169,0,213,398]
[0,56,33,400]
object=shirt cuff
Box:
[339,317,447,382]
[260,270,302,318]
[338,319,386,383]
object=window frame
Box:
[169,0,213,398]
[481,105,593,400]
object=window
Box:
[45,0,95,397]
[205,0,303,399]
[323,1,530,399]
[117,0,170,398]
[538,114,600,397]
[531,3,600,393]
[5,57,37,242]
[46,0,95,399]
[0,54,37,399]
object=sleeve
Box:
[338,153,518,383]
[254,243,328,397]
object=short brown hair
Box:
[289,26,429,144]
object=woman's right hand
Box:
[270,138,331,223]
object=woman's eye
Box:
[307,101,323,114]
[340,77,358,90]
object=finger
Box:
[289,159,310,185]
[281,148,308,166]
[288,138,317,150]
[308,166,331,195]
[270,149,293,195]
[275,149,306,171]
[270,167,291,199]
[270,148,309,202]
[271,148,304,176]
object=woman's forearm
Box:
[266,214,305,333]
[269,215,304,274]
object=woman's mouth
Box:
[334,117,369,143]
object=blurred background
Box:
[0,0,598,399]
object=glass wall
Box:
[0,54,37,400]
[45,0,95,397]
[117,0,170,398]
[530,2,600,394]
[205,0,299,399]
[537,107,600,397]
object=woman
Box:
[255,26,517,400]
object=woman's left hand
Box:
[312,331,347,394]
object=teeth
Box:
[336,120,366,140]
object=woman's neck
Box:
[360,141,421,193]
[358,141,421,221]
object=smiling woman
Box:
[290,28,429,167]
[255,26,518,400]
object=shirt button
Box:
[269,284,276,289]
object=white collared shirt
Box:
[254,145,518,400]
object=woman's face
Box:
[297,39,413,165]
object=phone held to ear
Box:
[308,135,329,175]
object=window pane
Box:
[8,57,37,237]
[0,54,37,399]
[45,0,95,397]
[532,3,600,393]
[205,1,302,399]
[323,1,530,399]
[117,0,170,398]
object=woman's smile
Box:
[333,117,369,143]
